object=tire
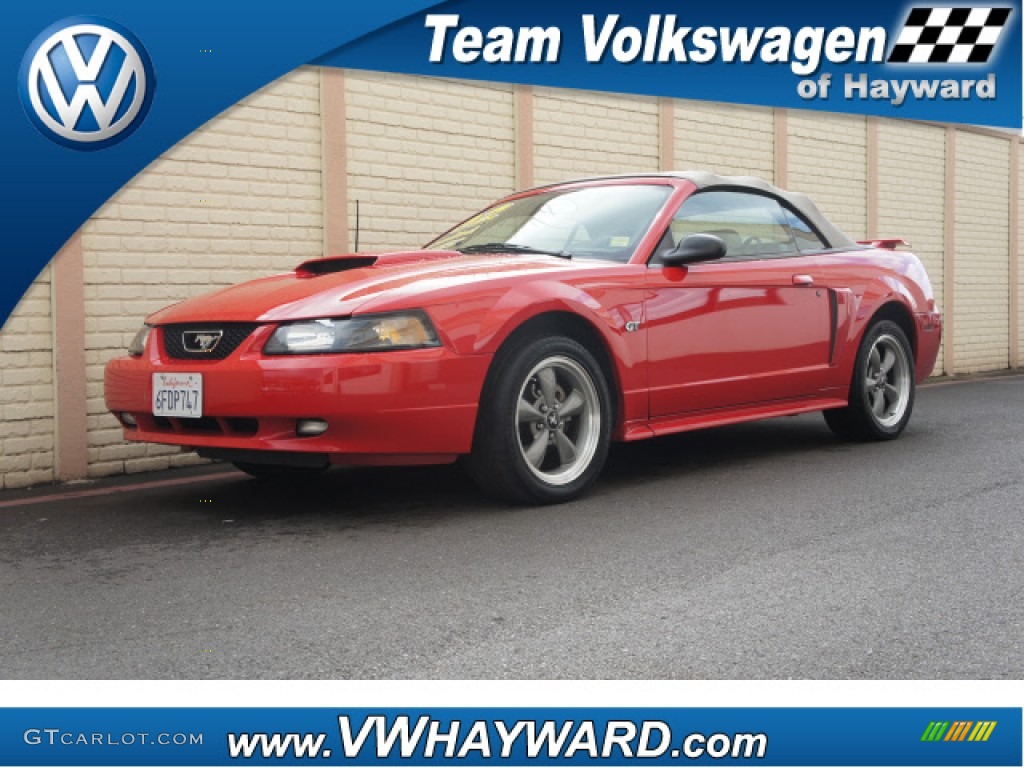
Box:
[467,335,613,505]
[824,320,916,441]
[232,462,328,481]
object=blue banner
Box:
[0,708,1020,766]
[322,0,1022,127]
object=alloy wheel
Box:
[515,355,601,486]
[864,333,911,428]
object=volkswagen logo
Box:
[182,330,224,353]
[18,16,155,150]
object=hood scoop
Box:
[295,255,378,277]
[295,250,466,277]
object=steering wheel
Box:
[741,236,764,254]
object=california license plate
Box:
[152,373,203,418]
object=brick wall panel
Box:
[533,89,659,185]
[81,67,322,477]
[787,112,868,239]
[0,270,55,489]
[345,73,516,252]
[953,132,1010,373]
[674,101,775,180]
[876,120,947,373]
[1019,144,1024,365]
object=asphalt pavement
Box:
[1,375,1022,679]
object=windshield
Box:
[427,184,673,263]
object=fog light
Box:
[121,412,137,427]
[296,418,328,437]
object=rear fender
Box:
[831,289,919,391]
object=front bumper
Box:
[104,325,490,464]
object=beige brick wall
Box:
[787,112,868,239]
[953,132,1010,373]
[675,100,775,181]
[3,67,1024,489]
[533,89,659,186]
[345,73,516,251]
[1019,144,1024,365]
[0,270,55,489]
[877,120,947,372]
[81,68,323,477]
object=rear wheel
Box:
[824,320,915,441]
[467,335,612,504]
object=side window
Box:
[655,191,798,262]
[781,206,827,251]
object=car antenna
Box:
[354,199,360,253]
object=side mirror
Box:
[661,233,727,267]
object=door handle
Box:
[792,274,814,286]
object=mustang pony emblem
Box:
[182,330,223,353]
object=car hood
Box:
[147,250,585,324]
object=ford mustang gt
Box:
[105,172,942,503]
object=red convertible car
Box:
[105,172,942,503]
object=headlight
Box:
[263,312,441,355]
[128,325,152,356]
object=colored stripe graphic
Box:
[946,722,972,741]
[922,720,997,742]
[971,722,998,742]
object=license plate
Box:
[152,373,203,418]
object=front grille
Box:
[161,323,259,360]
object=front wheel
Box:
[824,320,915,441]
[467,336,612,505]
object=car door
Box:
[645,190,833,417]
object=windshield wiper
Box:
[458,242,572,259]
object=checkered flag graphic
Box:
[888,7,1012,63]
